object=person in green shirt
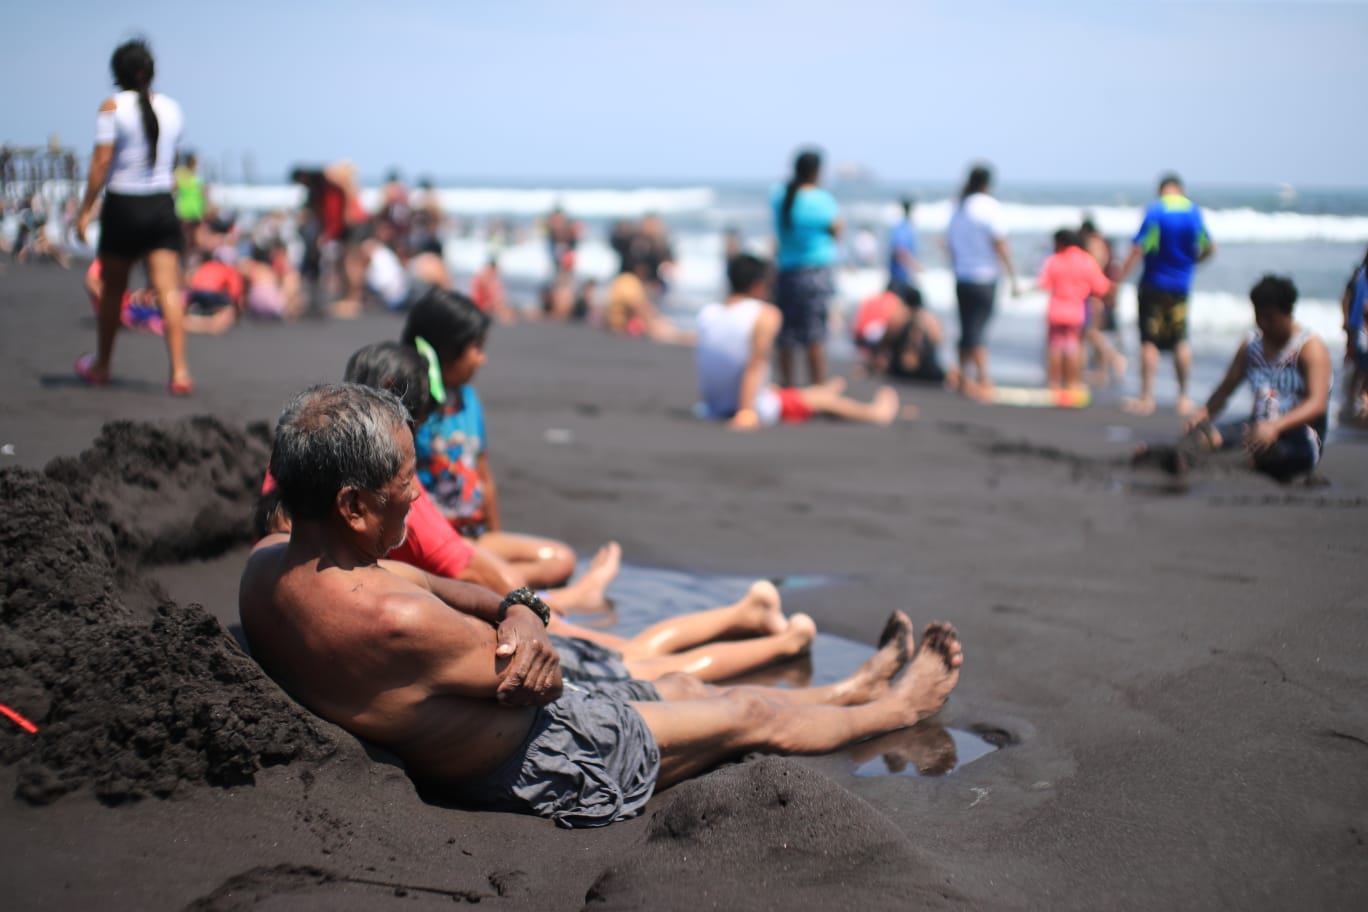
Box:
[173,151,207,252]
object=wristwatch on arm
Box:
[497,587,551,627]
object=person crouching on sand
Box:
[1140,275,1330,482]
[696,254,907,430]
[239,381,965,826]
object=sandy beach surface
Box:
[2,263,1366,911]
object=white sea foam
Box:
[212,181,1368,245]
[842,200,1368,245]
[212,184,716,218]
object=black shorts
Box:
[343,222,372,245]
[186,290,233,317]
[955,281,996,353]
[1138,285,1188,351]
[98,192,183,259]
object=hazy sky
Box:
[7,1,1366,186]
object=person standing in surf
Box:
[945,163,1020,396]
[771,149,842,388]
[1339,246,1368,423]
[1114,173,1215,416]
[75,37,194,395]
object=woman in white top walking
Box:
[75,38,194,394]
[945,163,1019,394]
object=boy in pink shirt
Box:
[1038,229,1112,390]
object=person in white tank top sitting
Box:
[695,254,907,430]
[1145,274,1331,482]
[74,37,194,395]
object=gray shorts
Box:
[552,635,661,703]
[774,266,833,349]
[445,688,661,828]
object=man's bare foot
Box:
[1176,396,1196,417]
[849,720,959,775]
[871,387,901,425]
[890,622,963,724]
[734,580,786,637]
[554,542,621,614]
[833,610,914,705]
[1122,396,1156,416]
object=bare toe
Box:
[742,580,786,635]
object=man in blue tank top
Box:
[1139,275,1330,482]
[1115,174,1215,416]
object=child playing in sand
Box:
[1037,229,1111,392]
[1145,275,1330,482]
[401,289,607,592]
[696,254,905,429]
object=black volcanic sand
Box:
[2,263,1367,910]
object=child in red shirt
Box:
[1038,229,1111,391]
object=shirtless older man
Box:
[240,383,964,827]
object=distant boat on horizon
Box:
[833,161,876,184]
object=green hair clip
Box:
[414,336,447,405]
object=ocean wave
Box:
[213,184,716,218]
[840,200,1368,245]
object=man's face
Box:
[1254,305,1289,340]
[368,428,421,556]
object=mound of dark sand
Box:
[586,756,958,911]
[0,417,341,806]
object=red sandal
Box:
[74,353,111,386]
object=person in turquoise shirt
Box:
[770,149,842,387]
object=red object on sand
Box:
[0,703,39,734]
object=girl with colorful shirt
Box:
[403,289,606,592]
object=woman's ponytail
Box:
[781,150,822,230]
[136,80,160,167]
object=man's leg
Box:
[797,382,901,425]
[1124,342,1160,415]
[644,611,912,702]
[632,622,962,789]
[1173,340,1194,415]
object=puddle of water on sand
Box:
[562,561,838,638]
[569,563,1002,777]
[850,724,999,778]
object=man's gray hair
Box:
[269,383,411,521]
